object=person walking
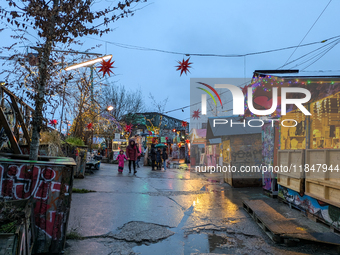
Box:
[136,143,141,168]
[156,147,162,170]
[116,150,127,173]
[150,144,156,171]
[126,139,138,174]
[162,147,168,170]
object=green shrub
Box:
[65,137,85,146]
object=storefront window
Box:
[310,93,340,149]
[280,109,306,150]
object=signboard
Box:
[177,136,180,143]
[115,133,121,139]
[147,136,153,143]
[161,137,166,143]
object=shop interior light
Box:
[65,55,113,71]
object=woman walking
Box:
[126,139,138,174]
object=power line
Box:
[291,39,340,70]
[302,39,340,71]
[282,0,332,66]
[87,35,340,58]
[278,38,340,69]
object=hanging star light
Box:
[49,119,58,127]
[181,121,188,127]
[98,58,115,77]
[87,123,93,130]
[124,124,132,133]
[176,57,192,76]
[192,109,201,120]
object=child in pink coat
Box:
[117,150,127,173]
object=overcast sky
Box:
[1,0,340,125]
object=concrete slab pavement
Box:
[65,163,340,255]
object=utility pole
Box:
[90,66,94,152]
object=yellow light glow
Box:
[65,55,113,71]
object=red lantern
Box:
[182,121,188,127]
[124,124,132,133]
[192,109,201,120]
[176,57,192,76]
[98,58,115,77]
[49,119,58,126]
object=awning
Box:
[206,116,262,140]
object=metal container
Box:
[0,153,76,254]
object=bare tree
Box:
[148,93,168,113]
[0,0,147,160]
[100,83,145,122]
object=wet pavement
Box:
[65,163,340,255]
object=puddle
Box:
[133,232,245,255]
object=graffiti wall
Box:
[279,185,340,231]
[0,161,74,253]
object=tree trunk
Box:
[29,0,59,160]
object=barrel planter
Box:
[0,153,76,254]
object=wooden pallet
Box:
[278,197,340,234]
[306,211,340,235]
[243,200,340,246]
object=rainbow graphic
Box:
[196,82,223,108]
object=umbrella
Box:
[155,144,167,148]
[140,133,150,136]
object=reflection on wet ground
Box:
[65,164,340,255]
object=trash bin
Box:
[0,153,76,254]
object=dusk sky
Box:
[1,0,340,125]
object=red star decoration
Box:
[185,139,190,144]
[124,124,132,133]
[192,109,201,120]
[98,58,115,77]
[176,57,192,76]
[181,121,188,127]
[152,137,158,144]
[87,123,93,130]
[49,119,57,126]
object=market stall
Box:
[249,71,340,231]
[206,117,262,188]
